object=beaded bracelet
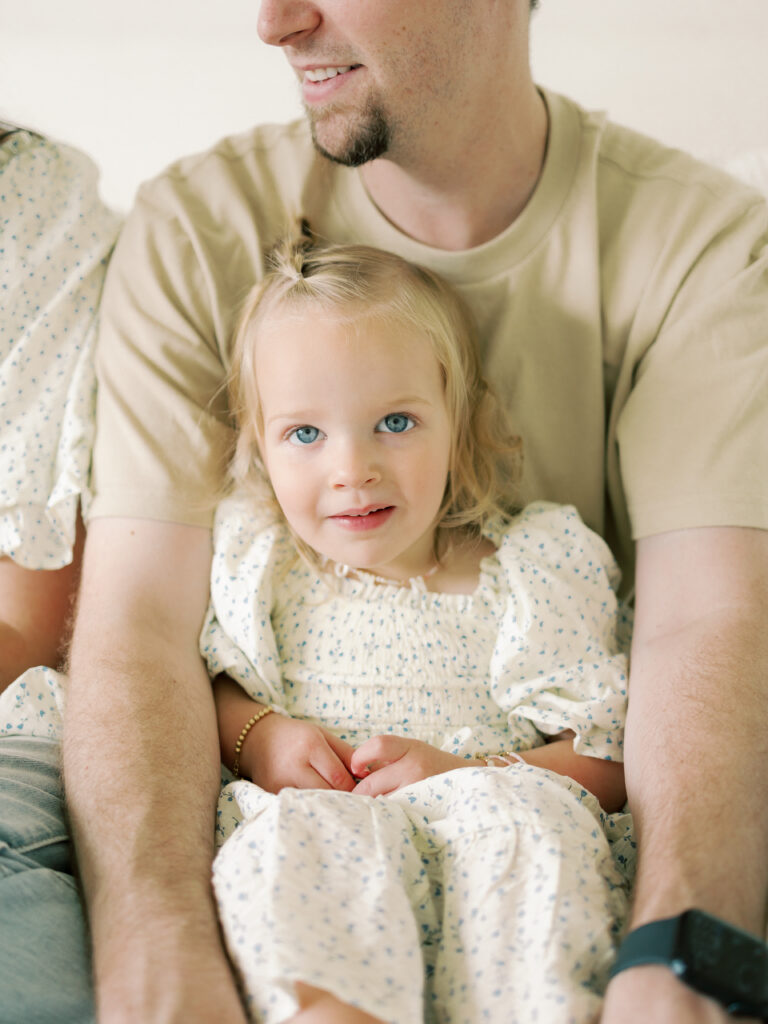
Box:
[473,750,526,767]
[233,707,273,778]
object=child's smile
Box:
[329,505,396,531]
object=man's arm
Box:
[64,517,247,1023]
[0,515,85,692]
[602,525,768,1024]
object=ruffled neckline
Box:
[317,524,507,610]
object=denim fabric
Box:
[0,735,95,1024]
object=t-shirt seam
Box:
[157,120,309,187]
[597,149,765,214]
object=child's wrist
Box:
[472,750,527,768]
[233,706,274,777]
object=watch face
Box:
[677,909,768,1015]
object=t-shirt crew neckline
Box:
[330,89,583,284]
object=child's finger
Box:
[325,730,356,771]
[350,734,407,776]
[309,745,356,792]
[292,766,338,790]
[352,763,408,797]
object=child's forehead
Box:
[255,308,447,411]
[260,296,391,332]
[257,301,437,354]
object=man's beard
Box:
[309,103,391,167]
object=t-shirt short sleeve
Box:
[616,197,768,539]
[90,185,233,526]
[89,123,318,527]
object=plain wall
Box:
[2,0,767,211]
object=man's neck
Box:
[360,85,548,252]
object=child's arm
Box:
[351,731,626,812]
[0,514,84,692]
[508,731,626,811]
[213,673,356,793]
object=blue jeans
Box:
[0,735,95,1023]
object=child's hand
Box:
[241,713,356,794]
[351,735,478,796]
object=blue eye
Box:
[288,425,320,446]
[376,413,415,434]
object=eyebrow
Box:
[265,410,317,426]
[265,396,436,427]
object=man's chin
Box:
[308,108,391,168]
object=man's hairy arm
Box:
[602,525,768,1024]
[64,518,247,1023]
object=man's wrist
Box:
[611,909,768,1019]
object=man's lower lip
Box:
[302,66,359,103]
[331,507,394,531]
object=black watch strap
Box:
[611,916,680,969]
[610,910,768,1020]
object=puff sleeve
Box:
[199,497,291,707]
[0,133,120,567]
[489,502,629,760]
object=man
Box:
[63,1,767,1022]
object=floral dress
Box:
[201,498,635,1024]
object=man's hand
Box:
[601,966,758,1024]
[243,712,356,793]
[351,735,474,796]
[96,909,249,1024]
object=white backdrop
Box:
[2,0,767,211]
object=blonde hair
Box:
[227,228,522,558]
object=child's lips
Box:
[330,506,395,531]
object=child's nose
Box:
[330,440,381,489]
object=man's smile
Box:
[304,65,360,83]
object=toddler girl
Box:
[202,233,632,1024]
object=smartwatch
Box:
[610,909,768,1019]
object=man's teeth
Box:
[306,66,354,83]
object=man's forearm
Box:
[600,526,768,1024]
[62,517,247,1023]
[604,605,768,1024]
[624,526,768,939]
[64,636,227,1015]
[625,605,768,935]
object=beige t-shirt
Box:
[91,89,768,585]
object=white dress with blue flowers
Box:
[0,127,119,568]
[202,499,634,1024]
